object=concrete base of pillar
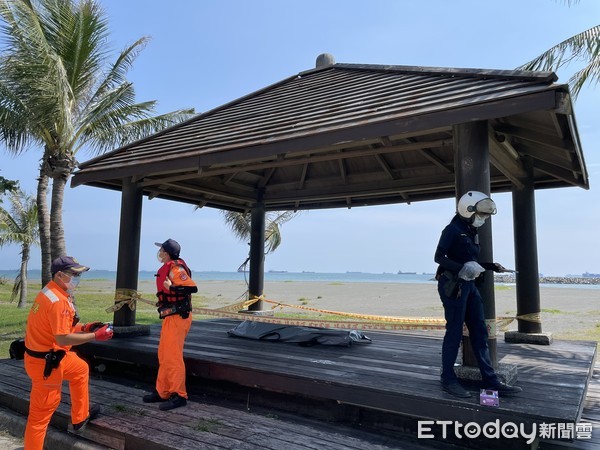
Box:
[504,331,553,345]
[113,324,151,337]
[238,309,275,316]
[449,363,519,385]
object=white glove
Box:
[458,261,485,280]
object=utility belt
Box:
[25,347,67,379]
[156,298,192,319]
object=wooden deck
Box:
[0,319,597,449]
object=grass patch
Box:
[298,297,310,305]
[328,282,343,286]
[112,404,146,416]
[195,418,223,432]
[541,309,562,314]
[495,285,512,291]
[554,324,600,342]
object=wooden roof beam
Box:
[494,124,575,153]
[298,163,309,189]
[199,139,452,178]
[265,175,456,203]
[337,157,347,183]
[375,153,396,179]
[419,148,453,173]
[258,167,276,189]
[533,160,583,186]
[163,182,255,204]
[488,134,526,189]
[140,169,205,187]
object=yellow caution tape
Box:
[262,298,445,324]
[105,288,141,313]
[516,312,542,323]
[105,291,519,332]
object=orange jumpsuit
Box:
[24,281,90,450]
[155,259,195,400]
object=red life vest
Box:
[155,259,197,306]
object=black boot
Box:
[159,393,187,411]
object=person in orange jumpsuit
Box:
[143,239,196,411]
[24,256,113,450]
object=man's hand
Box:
[163,277,172,291]
[492,263,514,273]
[458,261,485,280]
[82,321,104,333]
[94,324,113,341]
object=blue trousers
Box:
[438,277,499,386]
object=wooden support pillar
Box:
[248,188,265,311]
[113,178,143,327]
[453,121,497,368]
[512,156,542,333]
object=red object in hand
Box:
[82,321,104,333]
[94,324,113,341]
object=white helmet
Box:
[457,191,497,220]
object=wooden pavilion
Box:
[71,53,589,347]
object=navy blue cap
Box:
[51,256,90,276]
[155,239,181,258]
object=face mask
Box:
[157,250,166,263]
[471,215,487,228]
[63,273,81,291]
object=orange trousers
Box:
[24,351,89,450]
[156,313,192,399]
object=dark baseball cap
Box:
[51,256,90,276]
[155,239,181,258]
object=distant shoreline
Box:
[1,270,599,286]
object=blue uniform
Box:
[434,214,499,386]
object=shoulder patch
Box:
[41,286,60,303]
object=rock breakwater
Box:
[494,275,600,285]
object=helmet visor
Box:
[474,198,497,215]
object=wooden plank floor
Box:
[0,358,414,450]
[0,319,597,449]
[78,319,596,427]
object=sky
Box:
[1,0,599,276]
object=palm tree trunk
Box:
[18,245,29,308]
[50,173,68,259]
[37,169,51,285]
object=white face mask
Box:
[157,249,166,263]
[471,215,486,228]
[63,273,81,292]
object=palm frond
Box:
[519,25,600,98]
[222,211,252,242]
[10,272,21,303]
[0,188,39,247]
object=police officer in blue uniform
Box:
[434,191,522,398]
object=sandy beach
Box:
[97,279,599,340]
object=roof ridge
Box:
[299,63,557,83]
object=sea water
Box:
[0,269,598,289]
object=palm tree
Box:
[0,173,17,197]
[519,2,599,99]
[0,0,195,284]
[0,188,39,307]
[222,210,300,271]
